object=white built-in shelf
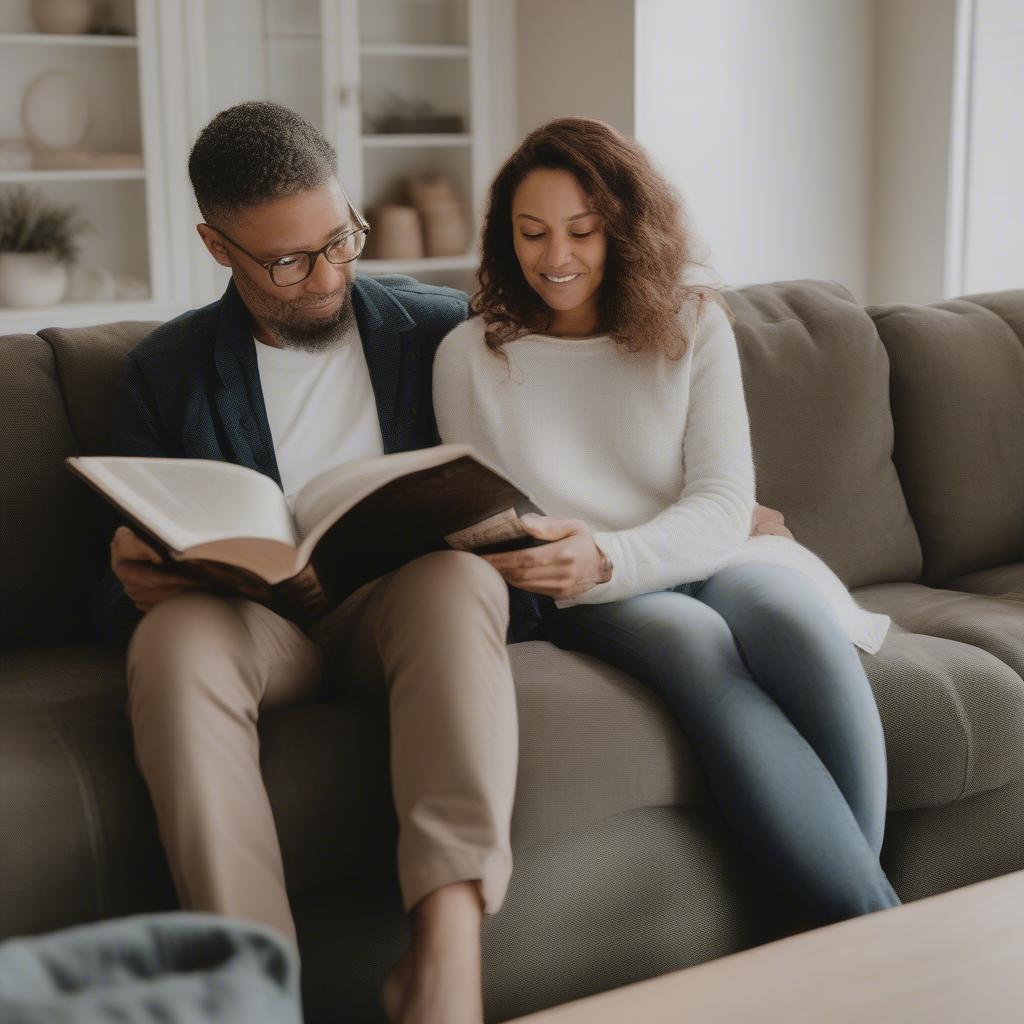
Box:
[0,299,179,334]
[0,169,146,183]
[360,43,470,58]
[0,32,137,47]
[361,133,471,148]
[263,34,318,47]
[361,254,477,275]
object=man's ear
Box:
[196,223,232,268]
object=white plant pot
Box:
[0,252,69,308]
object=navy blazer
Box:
[93,274,466,635]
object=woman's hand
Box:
[480,514,613,600]
[751,504,794,540]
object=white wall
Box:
[961,0,1024,294]
[634,0,875,298]
[869,0,958,305]
[516,0,635,139]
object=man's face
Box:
[198,178,359,351]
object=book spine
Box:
[271,564,330,623]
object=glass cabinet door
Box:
[187,0,485,301]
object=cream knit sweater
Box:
[433,300,890,653]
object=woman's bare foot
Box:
[381,881,485,1024]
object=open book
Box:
[68,445,543,622]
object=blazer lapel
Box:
[352,275,415,454]
[211,280,283,486]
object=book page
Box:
[291,444,477,544]
[74,457,297,552]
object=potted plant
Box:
[0,187,88,308]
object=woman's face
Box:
[511,167,607,336]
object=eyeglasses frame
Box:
[206,205,371,287]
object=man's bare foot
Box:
[381,881,484,1024]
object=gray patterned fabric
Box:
[0,913,301,1023]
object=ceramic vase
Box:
[408,176,468,257]
[31,0,94,34]
[0,252,69,308]
[372,205,424,260]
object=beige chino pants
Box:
[125,550,518,943]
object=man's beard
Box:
[264,283,356,353]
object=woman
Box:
[434,117,900,925]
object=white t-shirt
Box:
[254,320,385,507]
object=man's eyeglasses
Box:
[208,213,371,287]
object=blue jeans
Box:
[541,562,900,924]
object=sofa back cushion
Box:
[725,280,922,588]
[869,290,1024,585]
[0,323,156,647]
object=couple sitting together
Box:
[100,101,899,1023]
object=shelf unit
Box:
[0,31,138,46]
[0,0,181,333]
[0,169,146,182]
[0,0,515,328]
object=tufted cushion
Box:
[0,336,99,646]
[39,322,158,456]
[724,280,922,589]
[855,582,1024,681]
[868,292,1024,585]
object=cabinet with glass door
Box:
[0,0,179,332]
[183,0,512,305]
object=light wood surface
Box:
[510,871,1024,1022]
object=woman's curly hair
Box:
[472,117,719,358]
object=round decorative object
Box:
[21,70,91,152]
[31,0,94,34]
[0,252,69,308]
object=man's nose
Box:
[304,250,344,293]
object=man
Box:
[99,101,511,1024]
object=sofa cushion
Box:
[854,582,1024,680]
[946,563,1024,602]
[0,336,105,647]
[39,322,158,457]
[868,292,1024,586]
[859,624,1024,808]
[5,626,1023,939]
[724,280,921,589]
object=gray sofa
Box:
[2,279,1022,1023]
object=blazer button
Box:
[256,452,270,469]
[411,406,419,418]
[241,414,256,431]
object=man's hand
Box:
[110,526,204,612]
[751,503,794,540]
[480,514,612,600]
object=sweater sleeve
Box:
[431,321,477,445]
[571,302,756,605]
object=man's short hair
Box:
[188,101,338,222]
